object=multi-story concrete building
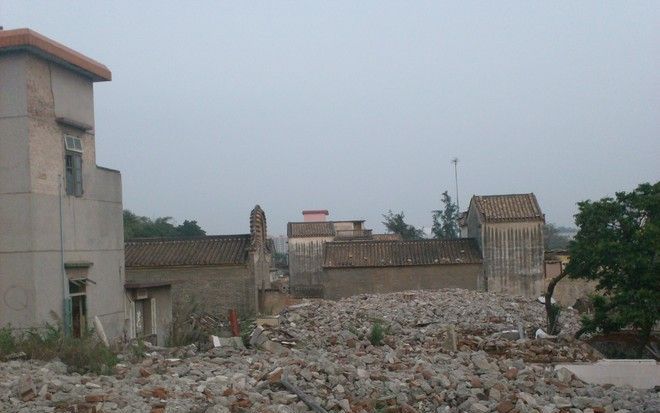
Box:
[0,29,126,339]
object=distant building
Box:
[270,234,288,254]
[288,210,482,298]
[321,238,483,299]
[464,193,545,297]
[0,29,126,339]
[543,250,596,306]
[288,211,369,297]
[124,206,272,344]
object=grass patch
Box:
[369,322,386,346]
[0,324,117,375]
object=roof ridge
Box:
[126,234,250,243]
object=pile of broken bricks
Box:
[1,288,658,413]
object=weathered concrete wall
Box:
[0,51,125,339]
[322,264,483,299]
[480,221,544,298]
[555,360,659,390]
[126,265,257,319]
[288,236,333,297]
[466,203,483,252]
[50,63,95,127]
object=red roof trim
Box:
[0,28,111,81]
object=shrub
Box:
[369,322,385,346]
[0,324,117,375]
[0,326,16,355]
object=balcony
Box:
[334,229,373,239]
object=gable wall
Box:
[481,221,544,297]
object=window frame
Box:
[64,135,83,197]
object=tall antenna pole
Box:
[452,158,460,212]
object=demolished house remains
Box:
[0,29,126,340]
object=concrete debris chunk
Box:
[17,375,36,402]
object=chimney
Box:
[302,210,329,222]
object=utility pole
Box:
[451,158,460,212]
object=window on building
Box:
[68,279,87,338]
[64,135,83,196]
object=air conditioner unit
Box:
[135,289,148,300]
[64,135,83,153]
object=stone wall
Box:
[126,265,257,320]
[321,264,483,299]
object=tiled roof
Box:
[287,222,336,238]
[0,28,111,81]
[372,233,403,241]
[125,235,251,268]
[471,193,544,222]
[323,238,482,268]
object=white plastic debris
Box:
[535,328,557,339]
[537,296,557,305]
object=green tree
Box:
[431,191,459,239]
[544,223,571,250]
[174,220,206,237]
[123,210,206,240]
[565,182,659,356]
[382,210,424,240]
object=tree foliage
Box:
[382,210,424,240]
[431,191,459,239]
[544,223,571,250]
[123,210,206,240]
[565,182,659,355]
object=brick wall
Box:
[322,264,483,299]
[126,265,257,320]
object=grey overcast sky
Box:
[2,2,659,236]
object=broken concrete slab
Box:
[256,316,280,328]
[555,359,660,389]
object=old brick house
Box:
[463,193,545,297]
[321,238,482,299]
[0,29,126,339]
[124,206,271,343]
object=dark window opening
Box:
[65,151,83,196]
[68,280,87,338]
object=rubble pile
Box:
[1,289,658,413]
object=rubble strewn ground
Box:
[1,289,658,412]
